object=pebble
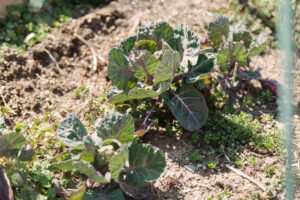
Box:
[183,189,191,193]
[184,164,196,173]
[202,165,208,170]
[197,163,204,169]
[262,105,267,109]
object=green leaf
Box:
[134,40,157,53]
[0,133,27,158]
[108,47,137,91]
[120,36,136,55]
[238,70,261,80]
[57,115,87,147]
[249,33,270,59]
[129,50,158,81]
[95,145,115,169]
[83,189,125,200]
[154,49,180,84]
[166,86,208,131]
[186,54,215,83]
[96,113,134,144]
[232,43,248,66]
[119,174,151,199]
[109,145,129,180]
[68,185,86,200]
[126,143,166,182]
[231,24,253,48]
[137,21,174,50]
[208,16,230,49]
[173,24,201,71]
[50,160,107,183]
[108,82,171,104]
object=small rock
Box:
[197,163,204,169]
[166,144,170,149]
[262,105,267,109]
[257,100,261,105]
[202,165,207,170]
[183,189,191,193]
[184,164,196,173]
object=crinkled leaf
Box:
[107,86,124,100]
[18,144,35,161]
[217,42,248,71]
[154,49,180,84]
[120,36,136,55]
[173,24,201,71]
[134,40,157,53]
[231,24,253,48]
[126,143,166,183]
[208,16,230,49]
[108,47,137,91]
[186,54,215,83]
[129,50,158,81]
[96,113,134,144]
[137,21,174,50]
[249,33,270,59]
[83,189,124,200]
[0,133,27,158]
[57,115,87,147]
[119,174,151,199]
[166,86,208,131]
[109,145,129,180]
[50,160,107,183]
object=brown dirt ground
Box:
[1,0,299,199]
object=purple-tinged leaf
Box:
[96,113,134,144]
[154,49,180,84]
[120,36,137,55]
[208,16,230,49]
[137,21,174,50]
[125,143,166,183]
[129,50,158,82]
[108,47,137,91]
[166,87,208,131]
[173,24,201,72]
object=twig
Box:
[225,164,266,191]
[42,48,61,72]
[0,88,16,115]
[129,19,140,36]
[74,33,99,71]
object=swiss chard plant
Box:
[206,16,274,104]
[49,112,166,200]
[0,114,36,200]
[107,21,215,132]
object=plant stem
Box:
[141,97,161,127]
[232,62,238,85]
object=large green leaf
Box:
[109,145,129,180]
[57,115,87,147]
[96,113,134,144]
[0,133,27,158]
[126,143,166,183]
[83,189,124,200]
[120,36,136,55]
[154,49,180,84]
[108,47,137,91]
[186,54,215,83]
[173,24,201,71]
[50,160,107,183]
[129,50,158,81]
[208,16,230,49]
[137,21,174,50]
[18,144,35,161]
[249,33,270,59]
[166,86,208,131]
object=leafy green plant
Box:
[0,117,36,200]
[107,21,215,131]
[207,16,272,105]
[49,112,166,199]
